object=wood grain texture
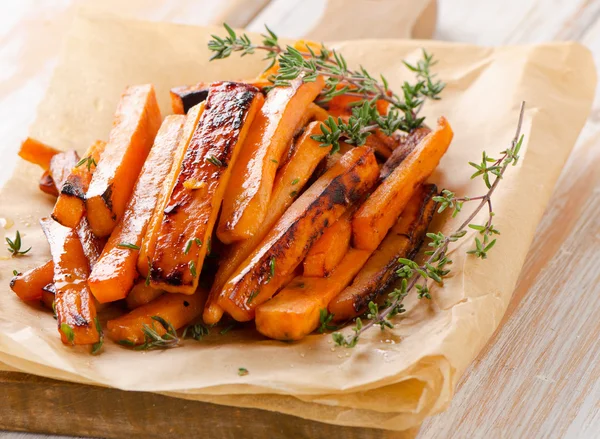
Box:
[419,0,600,437]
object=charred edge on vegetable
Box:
[352,185,438,313]
[101,184,116,219]
[60,176,85,199]
[42,283,57,294]
[380,127,432,181]
[230,152,375,303]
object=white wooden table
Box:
[1,0,599,438]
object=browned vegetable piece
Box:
[41,283,56,310]
[18,137,60,170]
[49,150,80,191]
[380,127,431,180]
[76,217,104,269]
[217,75,326,243]
[217,145,379,322]
[9,260,54,302]
[106,290,206,345]
[86,84,163,237]
[52,140,107,228]
[88,116,184,304]
[137,103,205,278]
[255,249,372,340]
[303,212,352,278]
[125,281,164,309]
[170,79,271,114]
[353,117,453,250]
[204,121,333,324]
[149,82,264,294]
[329,184,437,321]
[39,171,58,197]
[40,218,99,345]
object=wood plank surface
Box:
[2,0,600,438]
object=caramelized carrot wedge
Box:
[88,116,185,303]
[86,84,162,237]
[256,249,372,340]
[216,146,379,322]
[18,137,60,170]
[330,185,437,321]
[52,140,107,228]
[203,121,333,324]
[41,283,56,310]
[137,103,205,278]
[40,218,99,345]
[76,217,104,269]
[217,75,326,243]
[125,281,164,309]
[353,117,453,250]
[380,127,431,180]
[106,290,206,345]
[10,260,54,301]
[149,82,264,294]
[304,212,352,277]
[39,171,58,197]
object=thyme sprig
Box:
[5,230,31,257]
[135,316,180,350]
[75,156,97,172]
[333,102,526,347]
[208,24,444,153]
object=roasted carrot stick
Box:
[255,249,372,340]
[149,82,264,294]
[125,281,164,310]
[106,290,205,345]
[40,218,99,345]
[52,140,107,228]
[216,146,379,322]
[170,79,271,114]
[329,184,437,321]
[86,84,162,237]
[18,137,60,170]
[380,127,431,180]
[353,117,453,250]
[10,260,54,302]
[137,103,205,278]
[88,116,184,303]
[203,121,333,324]
[217,75,325,243]
[303,212,352,277]
[49,150,80,190]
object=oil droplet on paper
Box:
[0,217,14,229]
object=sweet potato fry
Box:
[255,249,372,340]
[41,283,56,310]
[380,127,431,180]
[52,140,107,228]
[40,218,99,345]
[88,116,184,303]
[217,75,326,243]
[203,121,333,324]
[137,103,205,278]
[86,84,162,237]
[125,281,164,309]
[217,145,379,322]
[18,137,60,170]
[9,260,54,301]
[170,79,271,114]
[106,290,205,345]
[303,211,351,277]
[324,84,390,117]
[149,82,264,294]
[329,184,437,321]
[353,117,453,250]
[39,171,58,197]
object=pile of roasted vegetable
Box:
[9,38,453,352]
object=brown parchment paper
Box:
[0,14,596,432]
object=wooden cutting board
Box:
[0,1,436,438]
